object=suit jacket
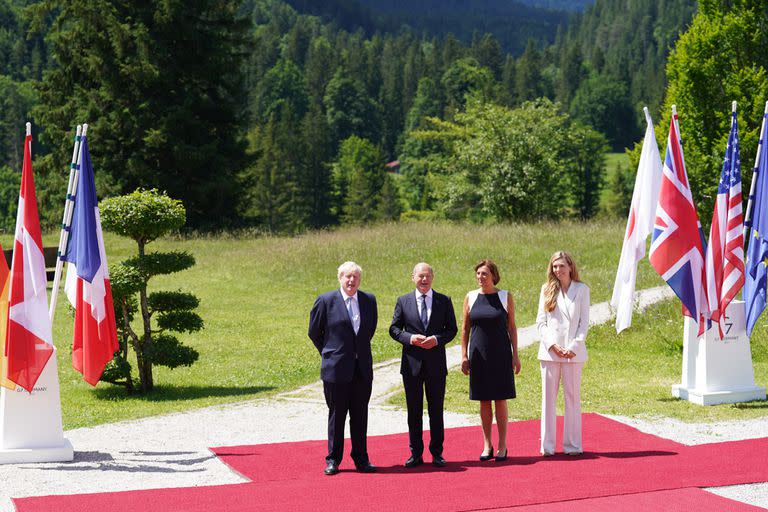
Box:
[308,289,378,383]
[536,281,589,363]
[389,290,458,377]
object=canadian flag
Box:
[4,131,54,393]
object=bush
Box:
[100,189,202,392]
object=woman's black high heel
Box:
[479,446,494,461]
[495,448,508,462]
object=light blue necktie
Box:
[346,297,358,333]
[346,297,354,321]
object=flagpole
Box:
[671,105,685,162]
[744,101,768,240]
[49,124,86,322]
[643,106,652,126]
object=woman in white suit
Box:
[536,251,589,456]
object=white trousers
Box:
[540,361,583,454]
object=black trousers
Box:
[402,370,446,458]
[323,365,373,466]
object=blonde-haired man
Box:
[309,261,378,475]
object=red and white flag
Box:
[705,109,744,339]
[611,108,663,333]
[0,241,14,390]
[63,134,119,386]
[4,131,54,393]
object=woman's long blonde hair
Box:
[543,251,580,312]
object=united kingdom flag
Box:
[649,108,709,331]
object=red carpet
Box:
[496,488,766,511]
[14,414,768,511]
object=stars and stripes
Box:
[705,109,744,339]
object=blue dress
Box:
[468,292,516,401]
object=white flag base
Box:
[0,438,73,464]
[672,300,766,406]
[672,384,765,405]
[0,347,74,464]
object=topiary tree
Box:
[99,189,201,392]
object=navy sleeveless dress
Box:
[468,292,516,401]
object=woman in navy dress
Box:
[460,259,521,461]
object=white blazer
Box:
[536,281,589,363]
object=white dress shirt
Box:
[415,288,433,323]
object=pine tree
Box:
[299,104,334,227]
[32,0,248,228]
[324,68,378,148]
[515,40,543,101]
[471,33,503,80]
[332,136,389,224]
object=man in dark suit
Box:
[389,262,457,467]
[308,261,378,476]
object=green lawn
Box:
[400,298,768,423]
[599,151,631,211]
[3,220,664,428]
[604,151,630,171]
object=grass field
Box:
[388,298,768,422]
[604,152,630,171]
[2,220,665,428]
[599,152,631,212]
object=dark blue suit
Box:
[389,290,457,458]
[309,289,377,466]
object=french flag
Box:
[5,131,54,393]
[63,135,119,386]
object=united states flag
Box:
[706,109,744,339]
[649,108,709,331]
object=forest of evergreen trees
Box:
[0,0,706,232]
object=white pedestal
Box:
[672,300,766,405]
[0,349,74,463]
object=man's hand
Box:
[420,336,438,349]
[410,334,426,345]
[411,334,437,349]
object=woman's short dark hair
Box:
[474,259,500,285]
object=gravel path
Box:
[1,285,766,511]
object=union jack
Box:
[705,109,744,339]
[649,108,709,331]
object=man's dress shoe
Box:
[355,462,377,473]
[324,462,339,475]
[404,455,423,468]
[432,455,446,467]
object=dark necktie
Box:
[420,294,428,330]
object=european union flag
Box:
[744,111,768,336]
